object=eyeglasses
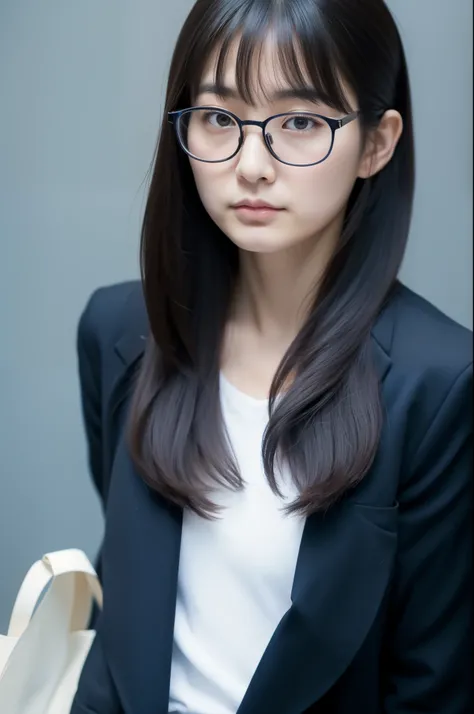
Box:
[168,106,359,167]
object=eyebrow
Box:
[197,82,324,104]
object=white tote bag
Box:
[0,548,103,714]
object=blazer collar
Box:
[102,283,398,714]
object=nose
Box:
[234,127,276,184]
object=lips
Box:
[231,202,284,224]
[233,199,282,210]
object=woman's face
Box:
[188,39,366,256]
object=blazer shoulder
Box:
[384,284,472,491]
[390,283,472,378]
[78,280,145,354]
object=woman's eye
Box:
[283,115,319,131]
[206,112,235,128]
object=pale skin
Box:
[189,39,403,398]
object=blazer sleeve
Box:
[77,290,105,506]
[70,622,123,714]
[384,362,473,713]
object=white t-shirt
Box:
[168,373,306,714]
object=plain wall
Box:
[0,0,472,631]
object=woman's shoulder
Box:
[77,280,147,399]
[381,283,472,463]
[78,280,146,353]
[388,281,472,379]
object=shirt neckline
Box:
[219,371,270,409]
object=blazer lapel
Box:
[237,498,398,714]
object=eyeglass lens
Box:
[177,109,333,165]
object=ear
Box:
[358,110,404,179]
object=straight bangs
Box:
[176,0,353,115]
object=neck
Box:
[232,224,340,348]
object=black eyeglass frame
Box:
[168,106,360,167]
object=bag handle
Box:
[7,549,103,638]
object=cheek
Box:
[293,148,360,222]
[190,161,224,215]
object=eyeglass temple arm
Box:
[338,111,360,128]
[339,108,387,128]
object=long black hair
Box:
[128,0,415,518]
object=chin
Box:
[225,229,294,254]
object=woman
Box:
[71,0,472,712]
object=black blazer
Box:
[71,280,473,714]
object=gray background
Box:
[0,0,472,631]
